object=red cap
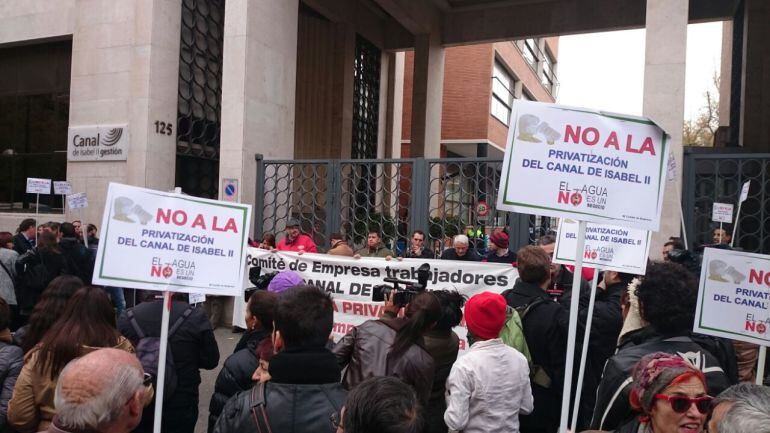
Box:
[490,231,509,249]
[465,292,507,340]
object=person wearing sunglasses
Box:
[617,352,713,433]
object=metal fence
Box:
[254,156,554,256]
[682,148,770,254]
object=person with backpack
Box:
[118,292,219,433]
[14,232,68,323]
[8,287,134,433]
[0,232,19,328]
[213,285,345,433]
[57,223,94,284]
[502,245,570,433]
[0,297,23,431]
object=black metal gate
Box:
[254,156,553,256]
[682,147,770,254]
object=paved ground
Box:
[195,326,240,433]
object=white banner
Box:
[93,183,252,296]
[245,249,519,351]
[553,218,651,274]
[53,181,73,195]
[712,202,734,223]
[26,178,51,194]
[67,124,129,161]
[740,181,751,203]
[497,101,669,231]
[695,248,770,345]
[66,193,89,209]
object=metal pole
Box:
[35,194,39,245]
[731,201,742,248]
[559,220,587,433]
[570,268,600,433]
[757,346,767,385]
[719,222,723,244]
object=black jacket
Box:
[212,347,346,433]
[484,250,517,264]
[440,248,481,261]
[503,280,569,433]
[11,234,33,256]
[422,329,459,433]
[118,301,219,408]
[0,339,23,430]
[590,329,735,431]
[14,250,68,313]
[57,237,93,284]
[401,247,435,260]
[207,329,268,433]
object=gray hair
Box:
[718,383,770,433]
[54,361,144,430]
[453,234,469,246]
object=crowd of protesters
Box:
[0,215,765,433]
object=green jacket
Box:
[355,244,392,258]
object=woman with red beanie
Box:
[444,291,533,433]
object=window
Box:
[522,38,540,69]
[491,62,515,124]
[0,41,71,213]
[541,50,558,95]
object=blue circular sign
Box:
[225,184,236,196]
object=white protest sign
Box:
[694,248,770,346]
[497,100,669,231]
[26,178,51,194]
[712,202,734,223]
[553,219,651,274]
[246,249,519,352]
[740,181,751,203]
[189,293,206,304]
[67,193,89,209]
[666,151,677,182]
[93,183,252,295]
[53,181,72,195]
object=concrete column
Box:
[219,0,299,216]
[718,20,733,127]
[643,0,688,253]
[738,0,770,150]
[409,32,444,158]
[67,0,180,225]
[385,51,405,159]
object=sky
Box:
[556,22,724,123]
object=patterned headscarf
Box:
[630,352,706,415]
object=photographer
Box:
[332,291,440,405]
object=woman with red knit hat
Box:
[444,292,533,433]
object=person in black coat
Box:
[57,223,94,284]
[484,231,517,264]
[400,230,434,259]
[11,219,35,256]
[207,291,276,433]
[118,293,219,433]
[0,297,23,431]
[14,232,68,317]
[440,235,481,261]
[502,246,569,433]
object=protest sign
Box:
[740,180,751,203]
[497,100,669,231]
[732,181,752,247]
[26,178,51,194]
[553,219,651,274]
[92,183,252,296]
[53,181,72,195]
[712,202,734,223]
[245,249,519,350]
[694,248,770,347]
[67,193,88,209]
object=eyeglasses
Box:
[654,394,713,414]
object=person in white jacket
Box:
[444,292,534,433]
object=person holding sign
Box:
[440,235,481,262]
[712,227,732,246]
[275,218,317,253]
[484,231,517,264]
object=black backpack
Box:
[15,250,50,310]
[126,306,193,401]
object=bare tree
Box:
[683,71,720,146]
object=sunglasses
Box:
[654,394,713,414]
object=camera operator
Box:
[332,291,440,405]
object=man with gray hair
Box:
[440,234,481,261]
[49,348,150,433]
[708,383,770,433]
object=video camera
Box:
[372,263,431,307]
[244,266,278,302]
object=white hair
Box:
[718,384,770,433]
[453,234,469,246]
[54,361,144,430]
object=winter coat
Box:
[7,336,134,433]
[14,250,68,313]
[57,238,93,284]
[276,234,317,253]
[401,247,435,260]
[11,235,33,256]
[590,330,735,431]
[440,248,481,261]
[0,249,18,306]
[118,301,219,410]
[484,250,517,264]
[212,347,346,433]
[422,328,459,433]
[503,279,570,433]
[0,330,23,430]
[327,242,355,257]
[232,329,266,354]
[332,317,435,404]
[354,244,392,258]
[207,330,268,433]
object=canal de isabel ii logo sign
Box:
[67,124,129,161]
